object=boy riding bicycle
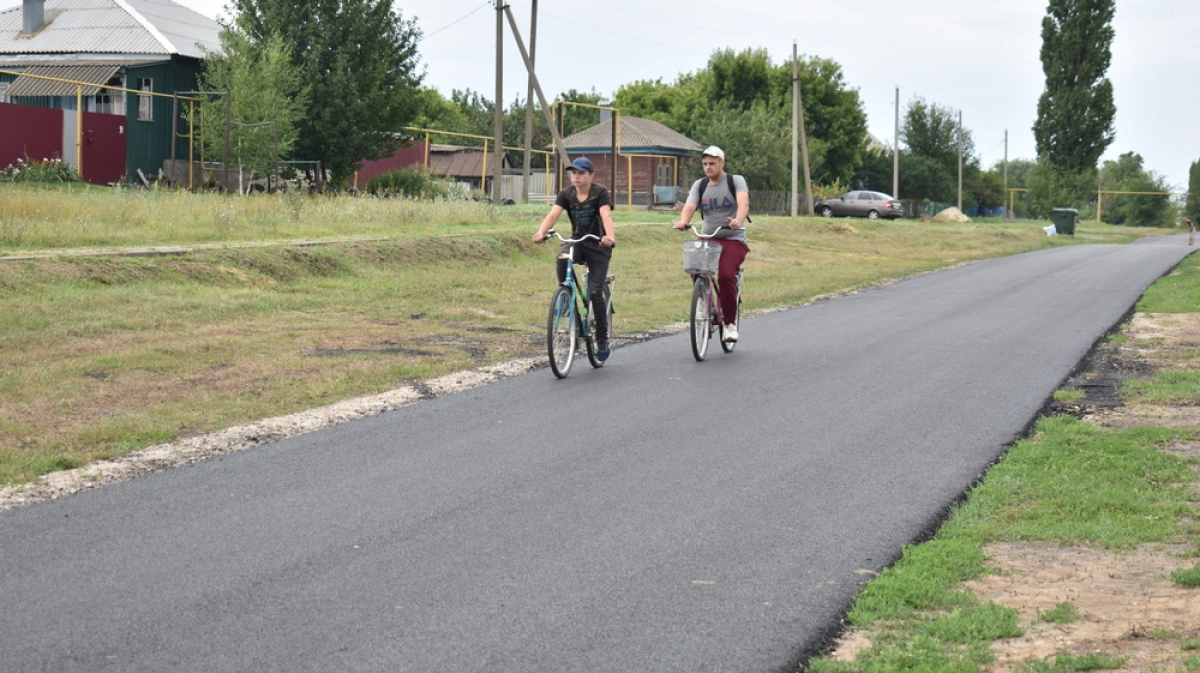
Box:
[533,157,617,360]
[674,146,750,342]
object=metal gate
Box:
[81,110,125,185]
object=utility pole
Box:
[790,44,798,217]
[957,109,963,212]
[520,0,537,203]
[493,1,504,204]
[500,6,571,169]
[893,86,899,199]
[794,42,813,215]
[1003,129,1008,219]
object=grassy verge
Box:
[806,250,1200,672]
[0,187,1167,486]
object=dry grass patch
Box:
[965,543,1200,673]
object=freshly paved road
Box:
[2,235,1195,673]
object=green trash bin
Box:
[1051,207,1078,236]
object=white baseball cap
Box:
[701,145,725,160]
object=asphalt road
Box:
[2,235,1196,673]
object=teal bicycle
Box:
[545,229,615,379]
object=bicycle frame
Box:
[551,231,596,334]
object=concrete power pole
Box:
[493,1,504,204]
[790,44,798,218]
[520,0,537,204]
[957,110,963,212]
[1003,129,1008,219]
[893,86,899,199]
[793,42,814,216]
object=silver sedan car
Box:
[813,191,904,219]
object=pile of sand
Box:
[932,207,971,223]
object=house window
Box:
[92,75,125,115]
[656,162,673,188]
[137,78,153,121]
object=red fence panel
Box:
[356,140,429,187]
[0,102,63,170]
[81,111,126,185]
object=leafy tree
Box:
[232,0,424,186]
[1027,161,1096,218]
[196,26,307,181]
[1187,159,1200,222]
[1033,0,1116,173]
[853,147,893,194]
[614,50,866,186]
[989,158,1038,218]
[1099,152,1175,227]
[966,166,1005,212]
[898,152,955,204]
[690,104,791,191]
[901,97,974,177]
[896,97,978,204]
[411,88,477,135]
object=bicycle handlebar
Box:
[545,229,600,244]
[681,225,734,239]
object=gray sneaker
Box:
[723,324,739,342]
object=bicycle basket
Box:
[682,240,721,275]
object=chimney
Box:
[598,99,611,124]
[22,0,45,35]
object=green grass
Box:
[1124,370,1200,405]
[1021,653,1128,672]
[1036,602,1080,624]
[1171,563,1200,587]
[1138,253,1200,314]
[1053,389,1086,403]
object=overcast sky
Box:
[10,0,1197,190]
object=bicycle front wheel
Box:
[690,276,712,362]
[547,286,577,378]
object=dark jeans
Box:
[557,243,611,339]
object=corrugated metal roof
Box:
[4,63,121,96]
[0,0,220,59]
[428,149,509,180]
[558,116,702,154]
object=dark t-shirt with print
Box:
[556,184,613,253]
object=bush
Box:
[1,156,81,183]
[365,167,449,199]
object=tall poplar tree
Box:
[1188,159,1200,222]
[1033,0,1116,172]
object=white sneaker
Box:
[723,324,739,342]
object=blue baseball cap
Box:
[566,157,595,173]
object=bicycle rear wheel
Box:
[547,286,577,378]
[720,272,742,353]
[585,282,613,368]
[690,276,712,362]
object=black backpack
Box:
[695,174,751,223]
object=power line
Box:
[422,2,491,41]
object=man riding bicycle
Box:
[674,146,750,342]
[533,157,617,360]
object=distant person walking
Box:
[1186,217,1195,246]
